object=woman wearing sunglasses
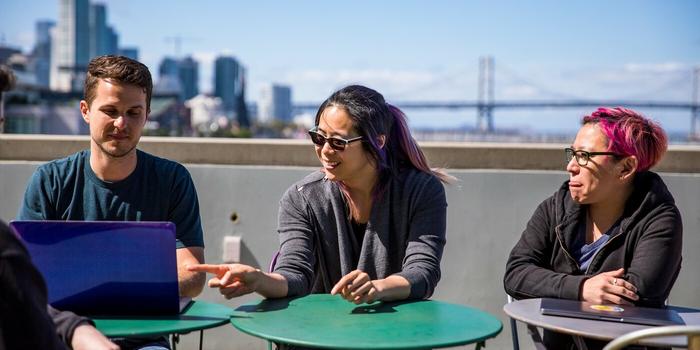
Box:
[504,107,682,349]
[191,85,450,307]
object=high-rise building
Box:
[88,3,109,58]
[32,20,55,87]
[155,57,182,97]
[118,47,139,60]
[0,47,22,64]
[88,3,123,58]
[155,57,199,101]
[258,84,292,123]
[235,69,250,128]
[36,20,55,44]
[178,56,199,100]
[213,56,242,112]
[106,26,119,55]
[158,57,179,77]
[51,0,90,91]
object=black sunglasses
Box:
[308,128,363,151]
[565,147,622,166]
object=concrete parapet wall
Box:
[2,134,699,172]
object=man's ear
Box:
[377,135,386,149]
[79,100,90,124]
[618,155,638,181]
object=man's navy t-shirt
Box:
[18,149,204,248]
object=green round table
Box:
[230,294,502,349]
[93,300,233,337]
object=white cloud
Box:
[12,31,34,51]
[591,62,690,83]
[500,62,695,101]
[190,51,222,94]
[247,62,697,104]
[283,69,436,87]
[577,62,694,100]
[250,68,474,102]
[192,51,218,66]
[219,49,236,57]
[501,85,539,99]
[623,62,687,74]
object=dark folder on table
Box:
[10,220,191,316]
[540,298,684,326]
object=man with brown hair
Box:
[17,55,206,349]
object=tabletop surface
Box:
[230,293,502,350]
[93,300,234,337]
[503,298,700,347]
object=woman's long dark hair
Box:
[314,85,451,197]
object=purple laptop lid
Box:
[10,220,181,316]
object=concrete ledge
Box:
[1,134,699,172]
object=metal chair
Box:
[507,295,546,350]
[268,250,280,273]
[602,325,700,350]
[506,295,521,350]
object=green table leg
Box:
[171,333,179,350]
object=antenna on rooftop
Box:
[165,35,199,57]
[164,36,182,57]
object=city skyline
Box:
[1,0,699,133]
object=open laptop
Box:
[540,298,684,326]
[10,220,191,316]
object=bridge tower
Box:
[477,56,495,133]
[692,66,700,141]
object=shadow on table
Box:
[235,297,294,313]
[351,299,421,315]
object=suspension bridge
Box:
[293,57,700,138]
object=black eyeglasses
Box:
[565,147,622,166]
[308,128,364,151]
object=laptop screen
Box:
[10,220,182,316]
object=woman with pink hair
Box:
[504,107,682,349]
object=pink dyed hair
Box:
[582,107,667,172]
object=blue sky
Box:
[1,1,699,133]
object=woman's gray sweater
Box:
[273,168,447,300]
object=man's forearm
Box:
[176,246,206,297]
[178,269,206,297]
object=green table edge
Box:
[230,296,503,350]
[93,300,234,337]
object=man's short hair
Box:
[84,55,153,111]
